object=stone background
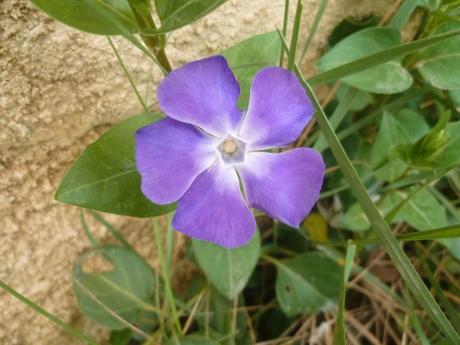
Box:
[0,0,396,343]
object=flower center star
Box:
[218,136,247,165]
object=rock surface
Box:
[0,0,395,343]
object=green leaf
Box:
[274,252,341,317]
[308,28,460,87]
[192,231,261,299]
[400,188,447,230]
[73,245,157,330]
[399,188,460,258]
[31,0,139,35]
[371,110,429,181]
[56,113,174,217]
[333,242,356,345]
[155,0,226,33]
[417,0,441,10]
[342,203,372,231]
[316,27,413,93]
[433,121,460,168]
[449,89,460,110]
[109,329,132,345]
[166,335,219,345]
[222,31,281,108]
[342,192,403,232]
[416,22,460,89]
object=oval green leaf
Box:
[192,231,261,299]
[275,252,341,317]
[73,245,157,329]
[56,113,174,217]
[416,22,460,90]
[316,27,413,94]
[31,0,139,35]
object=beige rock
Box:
[0,0,396,343]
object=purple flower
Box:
[135,56,325,248]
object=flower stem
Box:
[128,3,172,73]
[152,217,182,336]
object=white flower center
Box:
[218,136,246,165]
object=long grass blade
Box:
[333,241,356,345]
[107,37,149,112]
[299,0,329,63]
[307,29,460,86]
[287,0,302,71]
[279,0,290,67]
[388,0,419,30]
[0,281,100,345]
[89,210,136,252]
[294,65,460,343]
[397,224,460,241]
[81,211,98,247]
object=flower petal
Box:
[237,149,325,227]
[239,67,314,150]
[158,56,242,137]
[135,118,217,204]
[173,164,256,248]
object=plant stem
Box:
[152,218,182,335]
[128,4,172,73]
[0,281,100,345]
[279,0,290,67]
[108,37,149,112]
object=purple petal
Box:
[239,67,314,150]
[172,164,256,248]
[158,56,242,137]
[135,118,217,204]
[237,149,325,227]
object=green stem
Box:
[153,218,182,335]
[127,3,172,73]
[279,0,290,67]
[298,0,329,63]
[287,0,302,72]
[108,37,149,112]
[0,281,100,345]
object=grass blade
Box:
[0,281,100,345]
[279,0,290,66]
[388,0,419,30]
[108,37,149,112]
[294,65,460,343]
[287,0,302,71]
[88,210,136,252]
[299,0,329,63]
[81,211,98,247]
[397,224,460,241]
[307,29,460,86]
[333,241,356,345]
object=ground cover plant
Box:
[2,0,460,344]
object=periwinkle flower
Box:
[136,56,325,248]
